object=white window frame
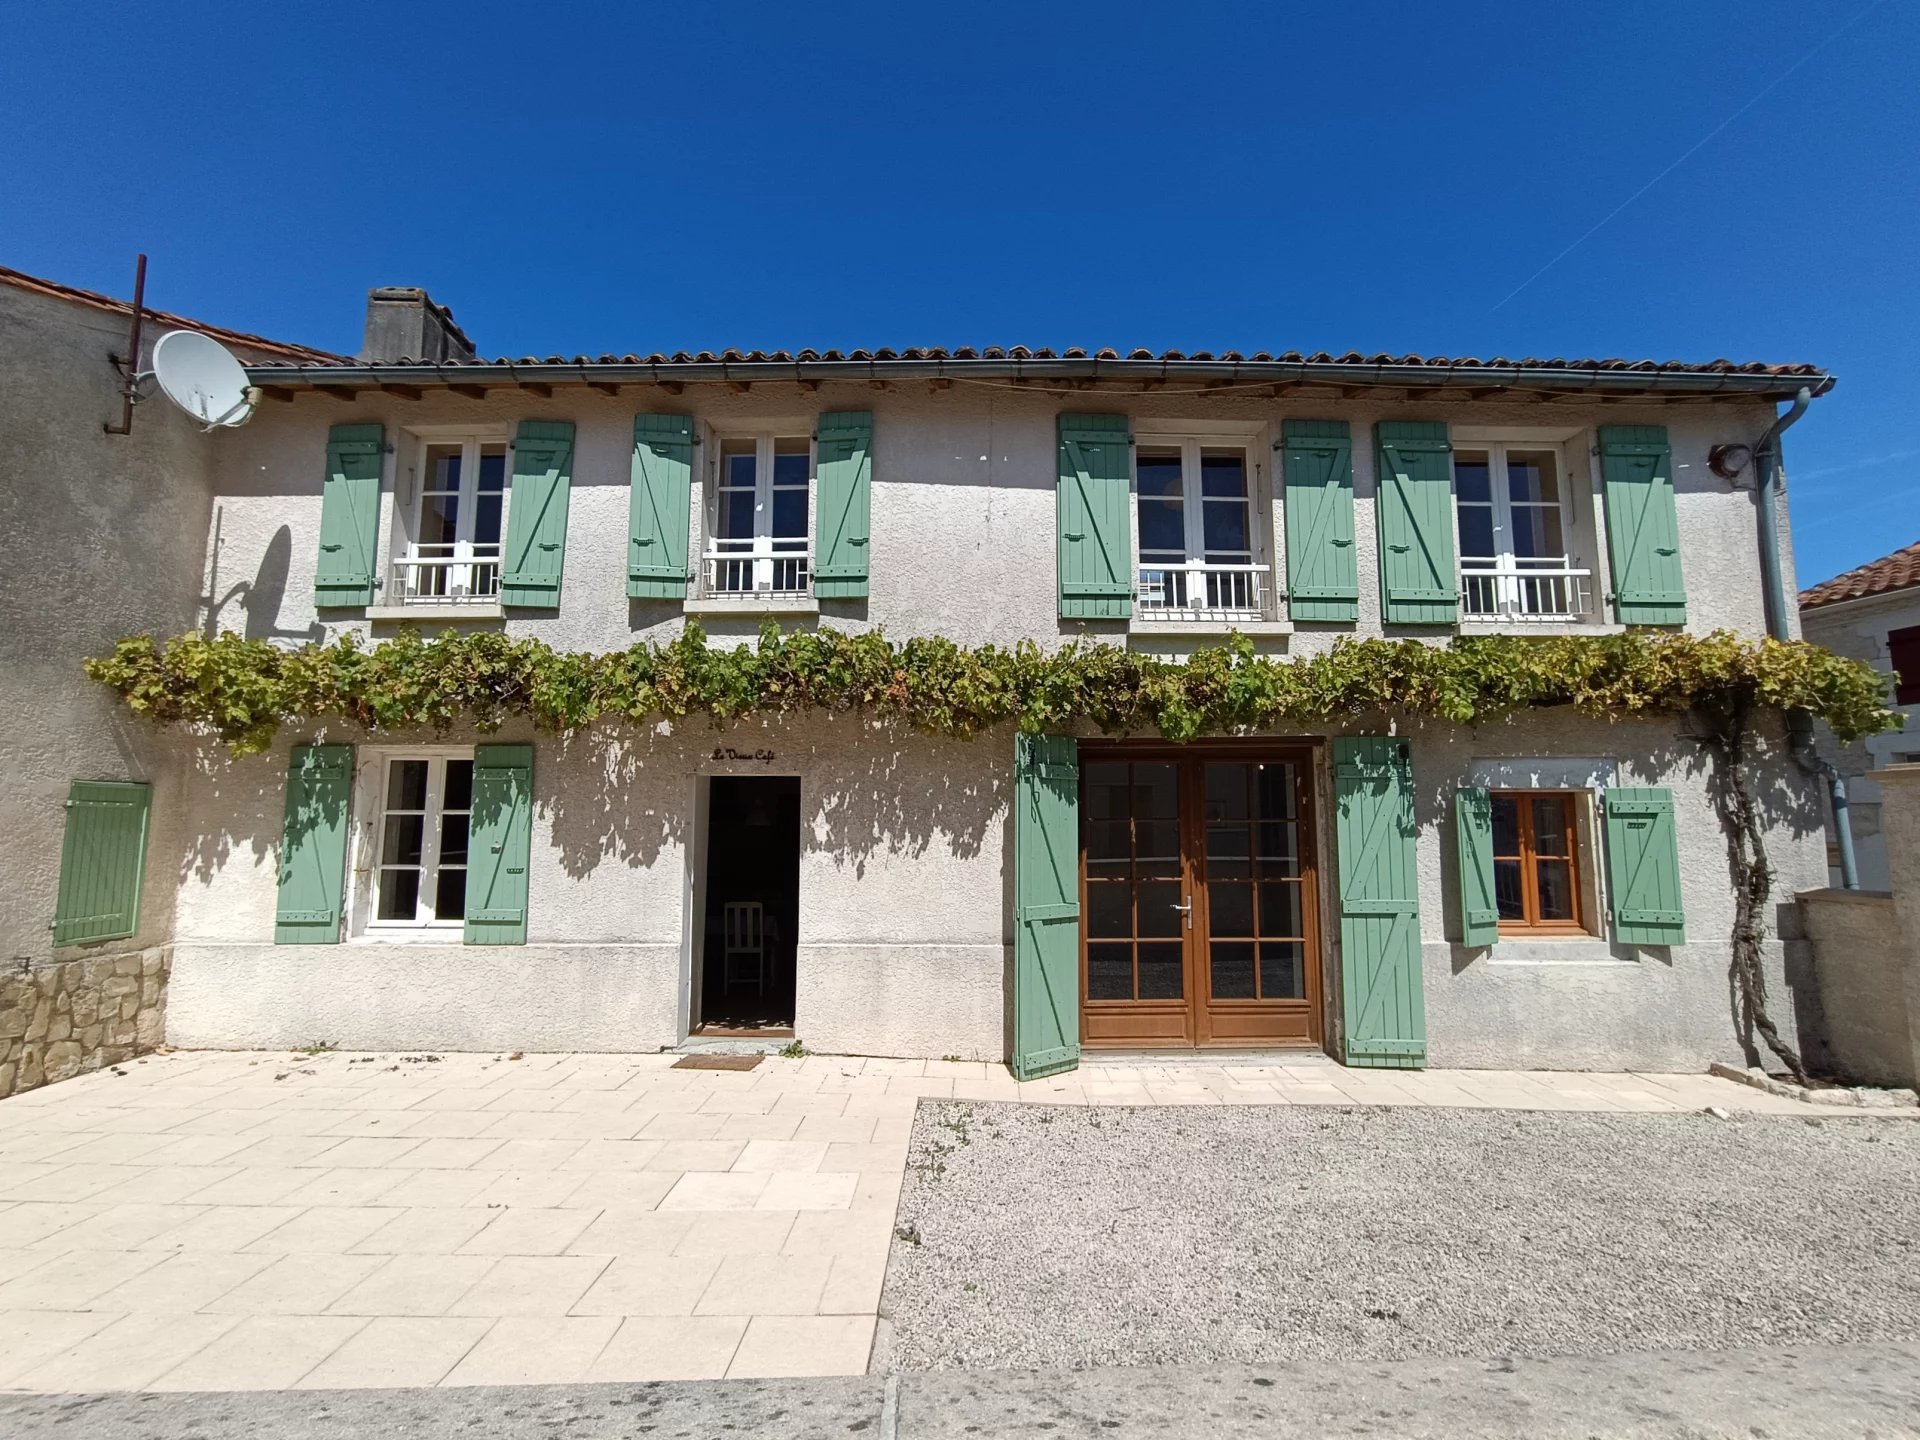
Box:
[1450,432,1588,622]
[357,748,476,935]
[392,426,512,605]
[705,426,813,596]
[1130,425,1269,622]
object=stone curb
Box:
[1707,1061,1918,1109]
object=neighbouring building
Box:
[5,266,1847,1083]
[1800,540,1920,891]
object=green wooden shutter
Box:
[1334,737,1427,1068]
[1375,421,1458,625]
[1599,425,1686,626]
[500,421,575,608]
[1280,420,1358,622]
[315,423,384,608]
[274,745,351,944]
[1057,414,1133,620]
[1453,787,1499,947]
[51,781,151,947]
[814,411,873,599]
[629,414,694,600]
[1012,733,1080,1079]
[465,744,533,946]
[1603,787,1685,946]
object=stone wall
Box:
[0,946,169,1099]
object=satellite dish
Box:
[151,330,258,429]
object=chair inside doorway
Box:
[696,776,800,1035]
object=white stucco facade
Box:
[4,272,1842,1070]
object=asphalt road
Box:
[5,1340,1920,1439]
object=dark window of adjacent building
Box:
[1890,624,1920,705]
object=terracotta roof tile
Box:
[1800,539,1920,609]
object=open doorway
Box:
[694,776,801,1036]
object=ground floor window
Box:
[372,754,474,928]
[1490,790,1584,933]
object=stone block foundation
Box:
[0,945,170,1098]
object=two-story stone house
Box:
[15,276,1841,1078]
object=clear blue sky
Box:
[4,1,1914,587]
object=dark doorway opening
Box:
[697,776,801,1035]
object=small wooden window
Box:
[1490,790,1584,934]
[1888,624,1920,706]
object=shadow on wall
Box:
[204,521,324,645]
[544,729,684,878]
[804,727,1005,878]
[178,741,287,886]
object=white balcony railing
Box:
[700,540,812,599]
[389,545,502,604]
[1136,562,1269,622]
[1460,558,1591,622]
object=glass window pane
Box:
[377,867,420,922]
[1134,765,1177,820]
[1207,824,1249,861]
[1084,762,1127,821]
[434,867,467,922]
[1260,941,1304,999]
[1202,502,1248,556]
[1512,504,1563,559]
[1086,821,1130,868]
[719,490,756,540]
[444,760,473,812]
[721,441,756,489]
[1508,451,1559,505]
[1210,941,1255,999]
[773,438,809,486]
[1260,882,1301,938]
[1457,504,1496,560]
[477,448,506,493]
[1086,881,1132,939]
[388,760,429,811]
[1200,450,1247,498]
[771,488,807,538]
[1531,795,1571,855]
[1136,880,1182,937]
[1087,944,1133,1000]
[1494,858,1525,920]
[1136,450,1183,499]
[1138,943,1184,999]
[426,445,462,492]
[1254,763,1296,821]
[438,814,469,867]
[1205,763,1249,822]
[381,814,424,867]
[1138,499,1185,556]
[419,492,459,547]
[1490,794,1521,856]
[1210,882,1253,937]
[1454,453,1491,504]
[474,494,503,546]
[1536,860,1575,921]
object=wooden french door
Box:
[1080,745,1322,1048]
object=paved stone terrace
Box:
[0,1048,1893,1393]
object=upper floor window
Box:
[1454,442,1590,623]
[395,433,508,604]
[707,433,811,596]
[372,753,473,929]
[1135,440,1266,620]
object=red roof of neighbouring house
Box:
[0,264,345,364]
[1800,540,1920,610]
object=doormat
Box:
[672,1054,765,1072]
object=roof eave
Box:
[244,357,1836,401]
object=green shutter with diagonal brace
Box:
[51,781,151,947]
[500,421,574,608]
[1334,737,1426,1068]
[1012,733,1080,1079]
[1375,421,1458,625]
[1603,787,1685,946]
[274,745,351,944]
[814,411,873,599]
[1599,425,1686,626]
[629,415,694,599]
[1280,419,1358,622]
[1453,786,1499,947]
[465,744,533,946]
[1057,415,1132,620]
[315,424,384,607]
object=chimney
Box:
[359,286,478,363]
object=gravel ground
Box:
[881,1102,1920,1371]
